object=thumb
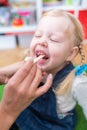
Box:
[35,74,53,97]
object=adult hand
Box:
[0,61,24,84]
[0,58,53,130]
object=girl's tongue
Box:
[36,51,49,58]
[34,55,45,63]
[35,51,49,64]
[39,57,49,65]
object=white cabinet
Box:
[0,0,86,34]
[0,0,42,34]
[0,0,87,48]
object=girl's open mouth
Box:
[35,51,49,60]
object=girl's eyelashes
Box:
[34,32,42,38]
[34,32,60,43]
[50,38,59,42]
[50,35,59,42]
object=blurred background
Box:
[0,0,87,66]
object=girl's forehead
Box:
[38,16,70,34]
[39,16,67,25]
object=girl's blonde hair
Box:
[42,9,85,95]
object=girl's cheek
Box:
[29,45,34,55]
[30,39,37,48]
[30,40,35,49]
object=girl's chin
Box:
[37,62,47,70]
[37,58,49,65]
[37,63,45,68]
[36,58,50,71]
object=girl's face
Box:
[30,16,76,75]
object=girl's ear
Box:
[66,46,79,61]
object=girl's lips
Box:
[37,57,49,65]
[34,55,45,63]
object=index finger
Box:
[8,58,34,85]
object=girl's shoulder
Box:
[72,64,87,119]
[72,74,87,97]
[72,64,87,96]
[73,74,87,86]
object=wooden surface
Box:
[0,44,87,67]
[0,47,29,67]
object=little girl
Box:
[12,9,87,130]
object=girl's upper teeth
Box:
[37,52,45,57]
[38,52,44,55]
[36,51,49,59]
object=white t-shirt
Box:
[53,74,87,119]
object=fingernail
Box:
[48,73,53,79]
[5,78,9,84]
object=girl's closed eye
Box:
[50,36,59,42]
[34,31,42,38]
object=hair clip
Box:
[75,64,87,76]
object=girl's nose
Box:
[39,41,48,48]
